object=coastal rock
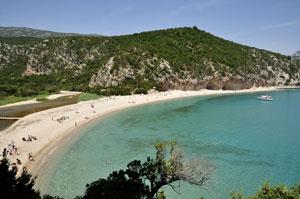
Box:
[254,79,268,87]
[207,77,224,90]
[222,78,253,90]
[159,79,208,91]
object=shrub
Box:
[78,93,101,101]
[231,182,300,199]
[36,97,48,102]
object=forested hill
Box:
[0,27,299,97]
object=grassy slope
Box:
[0,92,49,106]
[78,93,102,101]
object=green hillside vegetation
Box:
[78,93,102,101]
[231,183,300,199]
[0,27,299,98]
[0,92,50,106]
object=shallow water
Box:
[41,90,300,198]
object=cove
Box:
[40,89,300,199]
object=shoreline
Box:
[0,87,298,180]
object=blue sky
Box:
[0,0,299,55]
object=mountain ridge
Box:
[0,26,299,97]
[0,26,102,38]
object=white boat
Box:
[257,95,273,101]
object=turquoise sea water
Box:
[41,90,300,198]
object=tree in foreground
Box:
[1,146,300,199]
[0,158,40,199]
[83,142,214,199]
[231,182,300,199]
[0,158,62,199]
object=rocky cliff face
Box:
[0,27,299,96]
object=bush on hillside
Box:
[231,182,300,199]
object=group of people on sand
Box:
[12,158,22,166]
[128,100,136,104]
[5,135,37,167]
[56,116,70,124]
[58,103,97,128]
[2,140,19,157]
[22,135,37,161]
[1,135,37,169]
[2,140,23,167]
[22,134,37,142]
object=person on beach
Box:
[75,122,77,126]
[16,158,22,165]
[15,147,19,155]
[31,135,37,140]
[28,153,34,161]
[11,145,19,155]
[2,148,7,158]
[12,162,17,169]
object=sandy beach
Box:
[0,87,296,176]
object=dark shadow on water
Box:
[229,159,275,167]
[127,138,153,152]
[171,104,195,113]
[215,156,275,167]
[190,143,252,156]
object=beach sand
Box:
[0,87,296,176]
